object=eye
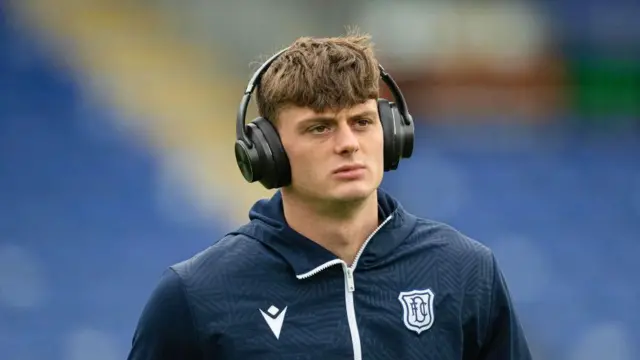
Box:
[354,118,373,128]
[308,125,330,134]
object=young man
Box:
[127,34,532,360]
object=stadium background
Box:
[1,0,639,359]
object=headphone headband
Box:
[236,46,412,148]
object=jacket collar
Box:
[232,188,417,277]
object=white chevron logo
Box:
[259,305,287,339]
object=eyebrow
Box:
[297,110,378,128]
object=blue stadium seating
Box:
[1,16,638,360]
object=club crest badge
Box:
[398,289,435,334]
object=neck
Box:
[281,190,380,266]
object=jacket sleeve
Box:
[127,268,203,360]
[477,255,533,360]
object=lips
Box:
[333,164,366,174]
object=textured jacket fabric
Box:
[127,189,532,360]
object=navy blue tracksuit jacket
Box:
[127,189,532,359]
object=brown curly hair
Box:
[255,31,380,124]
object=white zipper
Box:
[296,215,394,360]
[348,215,394,289]
[345,266,356,292]
[342,215,392,360]
[342,264,361,360]
[296,259,344,279]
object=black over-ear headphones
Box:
[235,47,415,190]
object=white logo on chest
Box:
[398,289,435,334]
[259,305,287,339]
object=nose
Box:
[333,124,359,155]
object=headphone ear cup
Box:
[234,136,260,183]
[400,113,415,159]
[377,99,402,171]
[236,118,278,188]
[235,119,270,183]
[251,117,291,189]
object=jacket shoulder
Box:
[169,231,264,283]
[410,217,496,283]
[413,218,493,257]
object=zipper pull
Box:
[345,267,355,292]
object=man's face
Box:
[276,99,384,203]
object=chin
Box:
[327,182,377,203]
